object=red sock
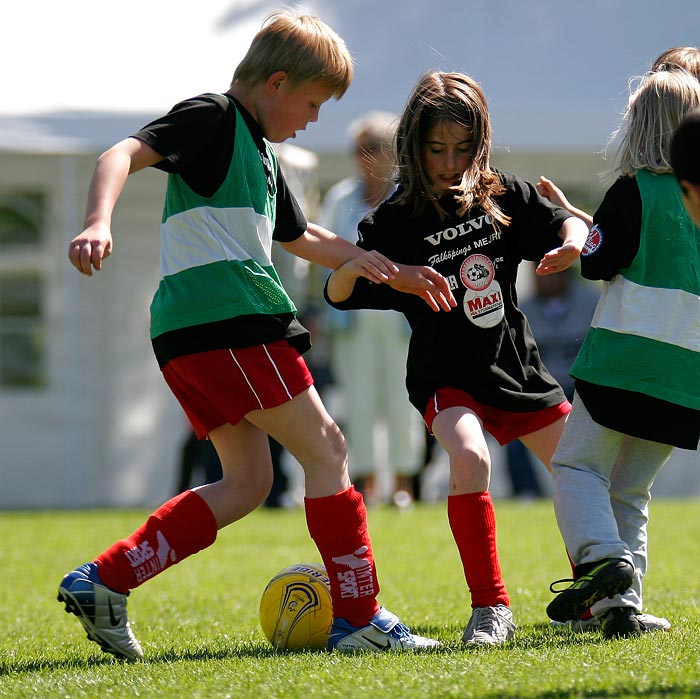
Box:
[305,486,380,627]
[95,490,218,593]
[448,491,510,608]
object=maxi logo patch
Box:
[460,254,504,328]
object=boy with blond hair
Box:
[59,10,451,659]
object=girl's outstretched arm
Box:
[297,223,455,311]
[536,216,590,275]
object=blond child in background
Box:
[546,69,700,638]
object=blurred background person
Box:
[175,427,223,494]
[321,111,422,506]
[505,264,600,498]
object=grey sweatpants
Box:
[551,393,673,615]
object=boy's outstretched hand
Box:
[68,223,113,276]
[388,263,456,312]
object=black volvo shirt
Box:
[326,171,572,416]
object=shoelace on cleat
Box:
[548,578,576,593]
[475,608,501,632]
[391,622,413,641]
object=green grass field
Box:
[1,499,699,698]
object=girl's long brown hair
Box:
[393,71,509,226]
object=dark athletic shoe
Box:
[546,558,634,623]
[551,610,671,633]
[599,606,642,638]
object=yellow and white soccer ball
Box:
[259,562,333,650]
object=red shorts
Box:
[423,387,571,445]
[161,340,313,438]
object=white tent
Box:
[4,0,700,152]
[1,1,699,507]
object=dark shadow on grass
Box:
[472,689,700,699]
[416,622,618,653]
[0,644,285,676]
[0,620,644,677]
[0,654,118,676]
[148,638,455,664]
[0,637,455,676]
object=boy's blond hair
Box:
[232,10,353,98]
[613,70,700,177]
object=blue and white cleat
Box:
[328,607,440,651]
[57,562,143,661]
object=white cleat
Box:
[462,604,516,645]
[328,607,440,651]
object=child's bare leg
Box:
[245,385,350,497]
[519,414,568,472]
[197,420,275,527]
[56,420,272,660]
[248,387,439,649]
[432,406,490,495]
[432,407,513,644]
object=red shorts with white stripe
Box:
[423,386,571,445]
[161,340,313,438]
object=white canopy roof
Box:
[3,0,699,153]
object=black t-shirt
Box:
[325,171,571,415]
[580,176,641,281]
[576,175,700,449]
[132,93,312,365]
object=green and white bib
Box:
[149,100,296,339]
[572,169,700,409]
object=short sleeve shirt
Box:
[326,171,572,414]
[134,94,311,363]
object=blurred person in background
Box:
[321,111,423,506]
[504,265,599,499]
